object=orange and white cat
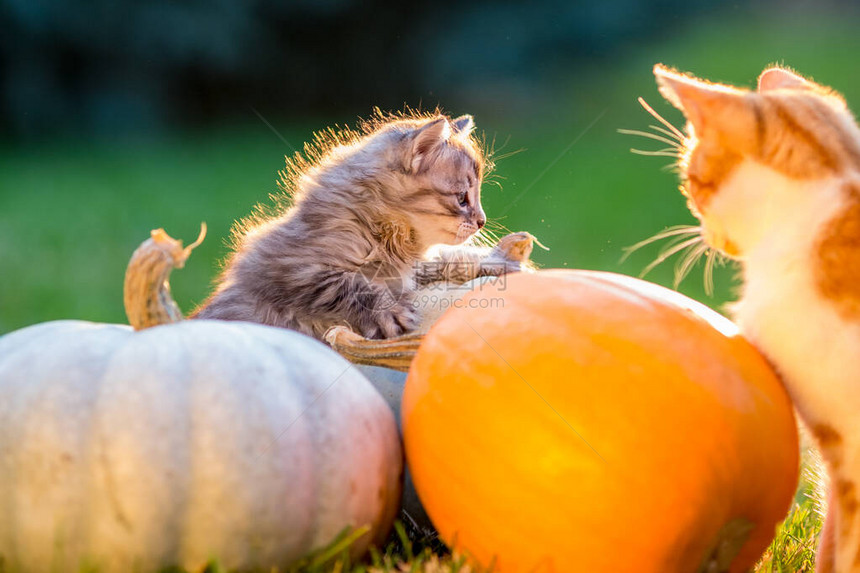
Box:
[652,64,860,572]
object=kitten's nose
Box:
[476,214,486,229]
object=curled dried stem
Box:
[325,326,423,372]
[124,223,207,331]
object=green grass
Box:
[1,5,854,571]
[754,446,826,573]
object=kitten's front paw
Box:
[365,302,420,339]
[479,232,536,276]
[495,231,535,262]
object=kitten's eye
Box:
[457,190,469,206]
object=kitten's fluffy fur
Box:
[654,64,860,573]
[194,112,517,340]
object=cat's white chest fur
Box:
[715,161,860,437]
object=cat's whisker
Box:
[630,148,681,158]
[617,129,681,149]
[621,225,702,262]
[639,236,702,279]
[637,97,685,141]
[484,219,513,236]
[482,133,514,175]
[490,148,526,162]
[483,225,507,239]
[482,229,502,245]
[673,240,708,289]
[703,249,717,297]
[480,234,498,250]
[469,229,496,250]
[483,171,507,191]
[472,226,490,242]
[484,133,511,161]
[648,124,683,143]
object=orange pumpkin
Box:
[402,270,799,573]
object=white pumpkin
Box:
[0,229,402,572]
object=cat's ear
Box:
[653,64,753,143]
[452,115,475,136]
[758,66,813,92]
[411,118,451,172]
[759,66,846,109]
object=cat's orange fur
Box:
[817,188,860,321]
[653,64,860,572]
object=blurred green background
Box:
[2,1,860,334]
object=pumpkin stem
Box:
[325,326,424,372]
[124,223,207,330]
[696,517,755,573]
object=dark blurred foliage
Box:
[0,0,720,140]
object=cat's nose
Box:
[476,214,486,229]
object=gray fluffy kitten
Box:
[194,112,524,339]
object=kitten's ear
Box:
[452,115,475,136]
[411,117,451,172]
[653,64,753,144]
[758,66,813,92]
